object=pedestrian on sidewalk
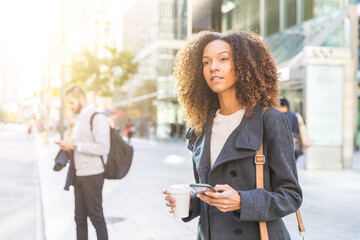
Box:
[278,97,302,160]
[55,85,110,240]
[163,30,302,240]
[125,118,134,143]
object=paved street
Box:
[1,125,360,239]
[36,132,360,240]
[38,133,198,240]
[0,125,43,240]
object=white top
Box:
[210,109,245,168]
[74,104,110,176]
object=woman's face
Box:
[202,40,237,95]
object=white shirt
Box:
[74,104,110,176]
[210,109,245,168]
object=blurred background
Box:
[1,0,360,239]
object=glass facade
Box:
[159,0,187,40]
[220,0,349,37]
[266,8,346,65]
[265,0,280,36]
[221,0,260,33]
[157,0,187,140]
[285,0,297,28]
[302,0,315,21]
[192,0,213,33]
[312,0,345,17]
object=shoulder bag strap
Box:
[256,107,305,240]
[90,112,106,168]
[256,107,269,240]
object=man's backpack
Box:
[90,112,134,179]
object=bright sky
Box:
[0,0,59,100]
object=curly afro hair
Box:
[174,30,279,135]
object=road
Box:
[0,125,43,240]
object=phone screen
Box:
[190,184,216,194]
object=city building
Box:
[120,0,189,140]
[119,0,360,157]
[41,0,122,138]
[192,0,360,168]
[119,0,222,140]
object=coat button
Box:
[230,170,237,177]
[234,228,242,235]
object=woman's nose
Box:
[210,61,219,71]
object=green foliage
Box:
[0,107,4,122]
[70,46,138,97]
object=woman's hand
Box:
[163,189,193,213]
[197,184,241,212]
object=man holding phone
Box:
[56,85,110,240]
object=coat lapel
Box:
[191,109,216,183]
[211,105,264,170]
[192,105,264,182]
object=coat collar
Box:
[191,105,265,181]
[211,104,264,169]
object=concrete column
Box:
[279,0,284,31]
[187,0,193,39]
[304,46,356,170]
[260,0,265,36]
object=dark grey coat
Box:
[183,105,302,240]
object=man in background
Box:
[278,97,301,160]
[56,85,110,240]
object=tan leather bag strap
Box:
[256,107,305,240]
[255,107,269,240]
[296,209,306,239]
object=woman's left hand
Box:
[197,184,241,212]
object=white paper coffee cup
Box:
[168,184,191,218]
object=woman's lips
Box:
[211,76,223,81]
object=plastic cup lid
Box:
[168,184,191,194]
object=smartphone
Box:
[190,183,216,194]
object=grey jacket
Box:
[183,105,302,240]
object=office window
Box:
[313,0,344,17]
[285,0,297,28]
[158,49,177,77]
[265,0,280,36]
[302,0,314,22]
[221,0,260,34]
[159,0,187,40]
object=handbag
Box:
[256,108,305,240]
[296,113,312,149]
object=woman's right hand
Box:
[163,189,193,213]
[163,189,176,213]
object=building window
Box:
[302,0,314,22]
[157,49,177,99]
[159,0,187,40]
[158,49,177,77]
[221,0,260,34]
[285,0,297,28]
[265,0,280,36]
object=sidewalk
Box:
[284,151,360,239]
[37,136,198,240]
[37,135,360,240]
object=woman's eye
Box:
[203,61,210,66]
[220,57,228,62]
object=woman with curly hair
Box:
[163,30,302,240]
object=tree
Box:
[0,106,4,122]
[70,46,138,97]
[106,47,139,89]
